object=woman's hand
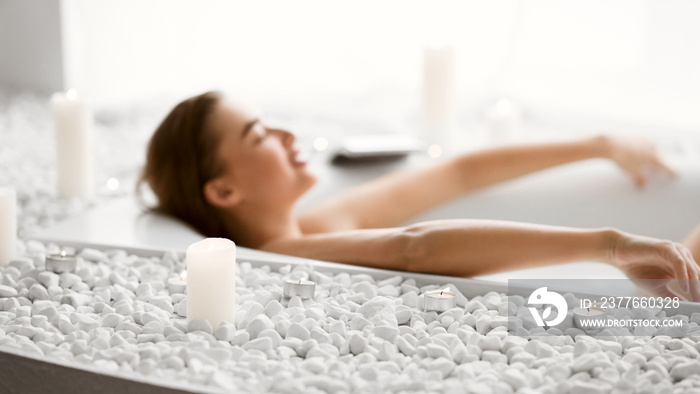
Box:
[596,135,677,188]
[610,231,700,301]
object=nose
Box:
[272,128,295,148]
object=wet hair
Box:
[138,91,229,238]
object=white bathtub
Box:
[36,140,700,282]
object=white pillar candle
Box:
[424,287,457,312]
[51,89,95,199]
[422,45,456,153]
[283,279,316,300]
[572,306,606,329]
[0,187,17,266]
[186,238,236,329]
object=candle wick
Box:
[440,290,444,296]
[587,308,589,312]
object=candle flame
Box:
[180,271,187,281]
[60,250,67,258]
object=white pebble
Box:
[477,335,501,351]
[425,343,452,360]
[241,337,273,352]
[61,294,89,308]
[28,284,49,301]
[475,315,492,335]
[357,296,397,326]
[59,273,82,288]
[670,360,700,380]
[0,285,18,297]
[246,314,274,339]
[174,299,187,317]
[351,281,377,300]
[286,323,310,341]
[372,326,399,342]
[214,322,236,342]
[264,300,283,318]
[187,319,213,335]
[349,334,367,355]
[37,272,59,288]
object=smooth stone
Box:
[357,296,397,326]
[348,334,367,355]
[241,337,273,352]
[286,323,310,341]
[37,272,59,288]
[246,314,274,340]
[187,319,213,335]
[0,285,18,297]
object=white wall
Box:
[0,0,64,92]
[3,1,700,132]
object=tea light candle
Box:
[51,89,95,199]
[45,251,77,273]
[167,271,187,294]
[424,287,457,312]
[0,187,17,266]
[573,306,606,329]
[283,279,316,300]
[422,45,455,150]
[186,238,236,329]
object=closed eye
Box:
[252,124,269,144]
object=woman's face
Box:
[208,99,317,209]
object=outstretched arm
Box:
[263,220,699,299]
[300,135,675,233]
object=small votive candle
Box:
[424,287,457,312]
[573,306,606,329]
[283,279,316,300]
[167,271,187,294]
[45,251,77,273]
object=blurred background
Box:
[2,0,699,132]
[1,0,699,238]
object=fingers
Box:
[680,245,700,302]
[669,244,691,293]
[668,243,700,301]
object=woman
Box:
[139,91,700,299]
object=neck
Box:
[221,201,302,249]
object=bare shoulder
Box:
[298,198,360,234]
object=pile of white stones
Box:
[2,240,700,393]
[0,90,157,238]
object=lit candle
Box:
[424,287,457,312]
[485,99,522,144]
[573,306,606,329]
[51,89,95,199]
[167,271,187,294]
[422,45,455,151]
[45,250,77,273]
[186,238,236,329]
[283,279,316,300]
[0,187,17,266]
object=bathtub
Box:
[300,145,700,281]
[35,139,700,283]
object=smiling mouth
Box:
[291,148,309,167]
